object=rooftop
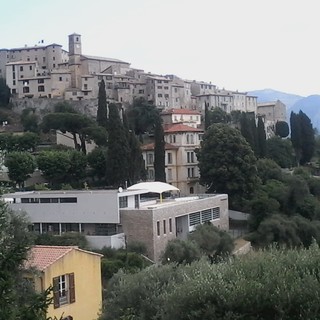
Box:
[164,123,203,133]
[24,245,102,272]
[81,54,129,64]
[141,142,178,151]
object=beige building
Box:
[196,90,257,114]
[257,100,287,137]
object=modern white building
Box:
[2,183,229,262]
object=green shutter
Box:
[69,273,76,303]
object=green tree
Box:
[290,110,315,165]
[256,158,282,184]
[197,123,259,208]
[127,97,160,136]
[36,150,87,187]
[257,116,266,157]
[5,152,36,189]
[123,110,145,185]
[41,112,107,154]
[266,136,294,168]
[188,223,234,259]
[161,239,201,265]
[21,108,40,133]
[97,79,108,128]
[275,121,289,138]
[106,103,130,187]
[87,147,107,183]
[240,112,257,155]
[0,77,11,107]
[204,102,210,130]
[154,115,166,182]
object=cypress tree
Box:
[204,102,211,130]
[106,103,130,187]
[97,79,108,128]
[257,116,266,158]
[290,111,302,165]
[240,112,256,154]
[154,115,166,182]
[123,110,146,185]
[299,110,315,165]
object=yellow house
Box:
[25,245,103,320]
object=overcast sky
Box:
[2,0,319,97]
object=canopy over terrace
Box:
[127,182,179,202]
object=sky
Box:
[1,0,320,97]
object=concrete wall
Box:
[5,190,120,224]
[86,233,126,249]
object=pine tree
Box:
[97,79,108,128]
[154,115,166,182]
[257,116,266,158]
[106,103,130,187]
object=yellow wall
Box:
[42,249,102,320]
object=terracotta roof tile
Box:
[164,124,203,133]
[24,245,102,271]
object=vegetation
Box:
[106,103,130,187]
[97,79,108,128]
[197,123,259,208]
[154,115,166,182]
[290,110,315,165]
[0,77,11,107]
[275,120,289,138]
[101,243,320,320]
[5,152,36,189]
[162,223,234,265]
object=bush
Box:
[34,232,88,249]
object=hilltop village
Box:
[2,33,319,320]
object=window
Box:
[167,168,172,181]
[84,84,88,90]
[167,152,172,164]
[158,93,162,98]
[38,85,45,92]
[119,196,128,208]
[164,86,169,90]
[187,151,194,163]
[169,135,176,144]
[53,56,55,61]
[163,220,166,235]
[148,169,154,180]
[157,86,162,89]
[29,65,32,70]
[20,66,23,71]
[138,89,144,94]
[59,76,62,81]
[59,197,77,203]
[53,273,75,309]
[38,79,44,84]
[157,221,160,236]
[187,167,195,178]
[43,57,46,63]
[147,153,154,165]
[23,87,30,93]
[53,64,56,68]
[13,80,15,85]
[169,218,172,233]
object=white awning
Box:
[127,182,179,194]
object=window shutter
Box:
[69,273,76,303]
[53,276,60,309]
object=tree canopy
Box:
[197,123,259,207]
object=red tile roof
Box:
[141,142,178,151]
[24,245,102,271]
[164,124,203,133]
[161,108,201,115]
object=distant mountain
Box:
[248,89,320,130]
[290,95,320,129]
[248,89,304,110]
